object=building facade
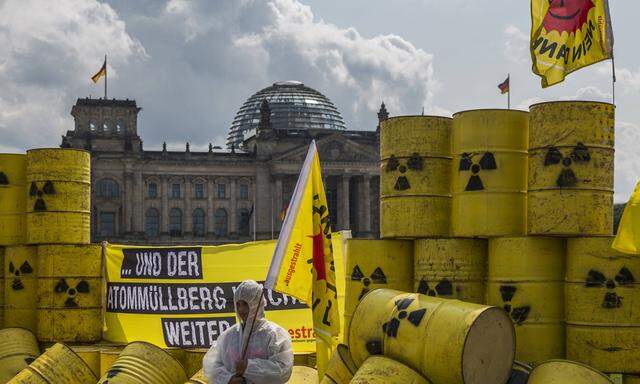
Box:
[61,81,383,244]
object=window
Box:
[103,122,110,133]
[99,212,115,236]
[145,208,160,236]
[169,208,182,236]
[214,208,228,236]
[116,120,124,133]
[89,121,96,132]
[97,179,120,198]
[193,209,206,236]
[217,184,226,199]
[239,184,249,200]
[195,184,204,199]
[171,183,181,199]
[148,183,158,199]
[238,208,251,236]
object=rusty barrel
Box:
[344,239,413,342]
[451,109,528,237]
[0,328,40,383]
[414,238,487,303]
[320,344,357,384]
[487,236,565,364]
[380,116,452,238]
[348,289,515,384]
[0,154,26,246]
[528,101,615,236]
[70,345,101,379]
[7,342,97,383]
[4,245,38,332]
[183,349,208,379]
[527,360,613,384]
[98,341,187,384]
[350,356,430,384]
[36,244,102,343]
[99,347,122,378]
[566,237,640,373]
[25,149,91,245]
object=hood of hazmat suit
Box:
[203,280,294,384]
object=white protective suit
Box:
[203,280,294,384]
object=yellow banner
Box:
[531,0,613,87]
[103,233,346,352]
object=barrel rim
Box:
[383,115,452,121]
[532,359,613,381]
[26,147,91,155]
[529,100,615,109]
[45,342,99,380]
[452,108,529,117]
[122,340,188,371]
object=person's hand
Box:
[235,359,248,376]
[228,377,244,384]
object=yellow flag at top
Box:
[265,141,339,372]
[531,0,613,87]
[613,181,640,254]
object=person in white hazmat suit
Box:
[203,280,294,384]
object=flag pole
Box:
[104,54,108,100]
[612,55,616,105]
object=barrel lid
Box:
[531,359,613,381]
[453,108,529,117]
[26,147,91,154]
[528,100,615,109]
[384,114,452,121]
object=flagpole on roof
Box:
[104,54,108,100]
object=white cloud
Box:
[615,121,640,202]
[503,24,529,65]
[0,0,146,152]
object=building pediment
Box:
[272,133,379,163]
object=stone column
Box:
[161,176,169,234]
[134,171,143,233]
[229,178,237,235]
[184,177,192,235]
[361,175,372,235]
[207,177,215,235]
[338,175,350,231]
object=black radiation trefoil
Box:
[30,181,56,211]
[351,265,387,300]
[459,152,497,191]
[385,153,424,191]
[55,278,91,307]
[543,143,591,188]
[417,278,453,297]
[382,297,427,338]
[499,285,530,325]
[585,267,634,309]
[9,261,34,290]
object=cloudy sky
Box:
[0,0,638,201]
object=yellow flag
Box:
[612,181,640,254]
[531,0,613,87]
[266,141,340,345]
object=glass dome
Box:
[227,81,346,148]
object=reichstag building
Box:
[61,81,382,244]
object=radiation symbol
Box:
[385,153,423,191]
[459,152,497,191]
[29,181,56,211]
[9,261,34,291]
[0,171,8,185]
[543,143,591,188]
[416,278,453,297]
[351,265,387,300]
[499,285,531,326]
[585,267,634,309]
[55,278,91,308]
[382,297,427,338]
[543,0,595,34]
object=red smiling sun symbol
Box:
[543,0,595,34]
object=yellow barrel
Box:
[99,347,122,377]
[414,238,486,303]
[287,366,318,384]
[7,342,97,384]
[165,348,186,368]
[487,237,565,364]
[528,101,615,236]
[98,341,187,384]
[350,356,430,384]
[624,375,640,384]
[4,246,38,332]
[35,244,102,343]
[380,116,452,238]
[344,240,413,342]
[349,289,515,384]
[186,369,208,384]
[566,237,640,373]
[451,109,528,237]
[25,148,91,245]
[0,328,40,383]
[184,348,208,378]
[70,345,101,379]
[527,360,613,384]
[0,154,26,246]
[0,247,4,327]
[320,345,357,384]
[294,353,315,368]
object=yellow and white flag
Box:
[531,0,613,87]
[613,181,640,254]
[265,141,340,345]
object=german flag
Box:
[91,59,107,83]
[498,76,509,94]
